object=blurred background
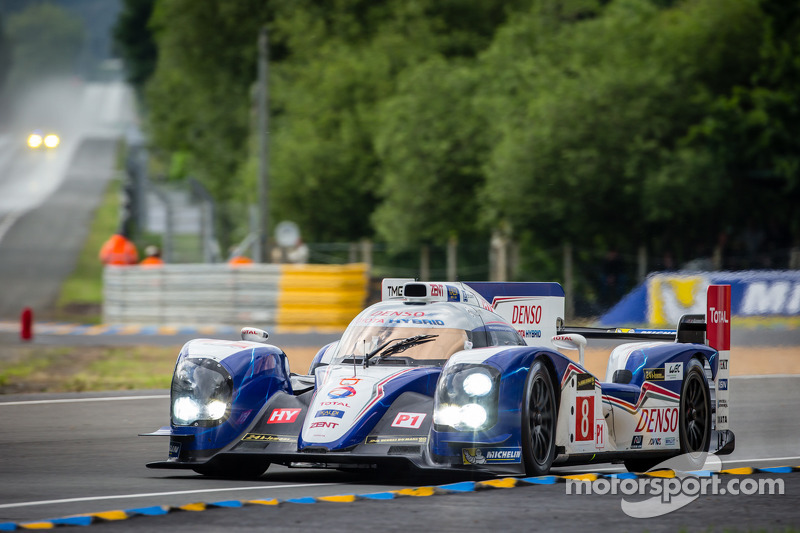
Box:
[0,0,798,325]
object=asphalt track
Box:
[1,375,798,532]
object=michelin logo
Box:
[462,447,522,465]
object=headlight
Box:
[44,134,60,148]
[434,364,500,431]
[171,357,233,426]
[28,134,43,148]
[463,372,493,396]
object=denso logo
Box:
[708,306,729,324]
[511,305,542,324]
[634,407,678,433]
[371,310,426,318]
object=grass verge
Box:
[55,177,121,323]
[0,344,180,393]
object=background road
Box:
[1,375,798,531]
[0,80,134,319]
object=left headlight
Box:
[434,364,500,431]
[171,357,233,426]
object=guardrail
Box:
[103,263,368,330]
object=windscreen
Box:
[333,325,470,365]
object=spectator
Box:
[140,245,164,266]
[99,232,138,265]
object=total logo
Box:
[328,386,357,399]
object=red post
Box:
[20,307,33,341]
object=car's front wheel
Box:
[521,359,557,476]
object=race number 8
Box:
[575,396,594,442]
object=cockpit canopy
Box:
[331,299,525,366]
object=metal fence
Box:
[102,263,368,329]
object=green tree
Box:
[112,0,157,98]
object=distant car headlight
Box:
[43,134,60,148]
[27,133,43,148]
[434,364,500,431]
[171,357,233,426]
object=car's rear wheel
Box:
[521,359,557,476]
[193,456,270,480]
[679,359,711,462]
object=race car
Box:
[27,130,60,149]
[145,279,734,478]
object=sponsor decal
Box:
[309,421,339,429]
[267,408,302,424]
[430,283,444,297]
[328,386,357,399]
[649,438,662,446]
[391,412,426,429]
[512,305,542,325]
[387,318,445,326]
[631,435,643,449]
[370,310,426,318]
[644,368,666,381]
[717,414,728,425]
[462,447,522,465]
[340,378,361,386]
[447,285,460,302]
[719,359,729,370]
[635,407,679,433]
[717,399,728,409]
[242,433,296,443]
[315,409,345,419]
[575,396,595,442]
[365,435,427,445]
[665,362,683,381]
[320,401,350,408]
[169,442,181,458]
[718,379,728,391]
[665,437,676,446]
[576,373,595,391]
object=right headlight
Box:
[171,357,233,426]
[434,364,500,431]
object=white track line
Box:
[0,483,337,510]
[0,395,168,406]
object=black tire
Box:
[521,359,557,476]
[679,359,711,459]
[193,456,270,480]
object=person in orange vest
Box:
[99,232,139,265]
[228,246,254,266]
[140,245,164,266]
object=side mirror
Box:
[241,327,269,343]
[551,333,587,367]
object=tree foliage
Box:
[121,0,800,270]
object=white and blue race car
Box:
[145,280,734,478]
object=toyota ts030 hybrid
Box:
[145,280,734,478]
